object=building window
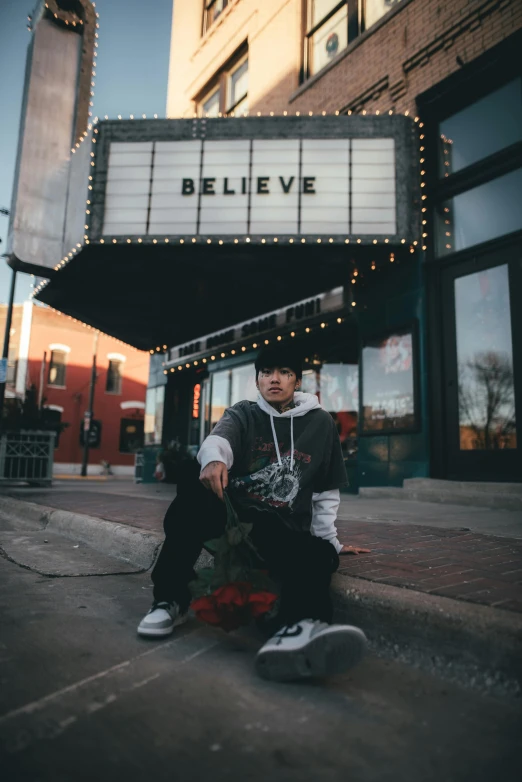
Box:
[435,168,522,257]
[228,56,248,114]
[119,418,144,453]
[439,78,522,178]
[306,1,349,78]
[48,350,67,387]
[304,1,404,79]
[145,385,165,445]
[203,0,229,34]
[433,77,522,258]
[201,88,221,118]
[106,359,123,394]
[198,49,248,116]
[363,0,403,32]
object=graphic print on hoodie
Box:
[206,392,347,533]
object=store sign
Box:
[167,286,344,365]
[103,139,396,237]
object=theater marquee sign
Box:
[102,136,400,238]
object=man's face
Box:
[256,366,301,408]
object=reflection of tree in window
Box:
[458,352,517,450]
[48,351,66,386]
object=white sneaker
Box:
[137,601,188,637]
[255,619,367,682]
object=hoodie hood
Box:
[256,391,322,418]
[256,392,322,473]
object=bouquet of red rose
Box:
[189,493,278,632]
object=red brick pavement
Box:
[336,519,522,614]
[8,490,522,614]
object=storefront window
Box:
[231,363,257,405]
[145,386,165,445]
[302,352,359,463]
[210,369,230,428]
[361,329,417,433]
[439,79,522,177]
[455,265,516,451]
[435,167,522,256]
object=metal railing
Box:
[0,430,55,485]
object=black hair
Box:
[254,345,303,380]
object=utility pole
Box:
[0,205,16,430]
[81,331,99,477]
[38,351,47,409]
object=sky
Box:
[0,0,174,304]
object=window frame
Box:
[196,46,248,117]
[226,53,248,114]
[48,350,67,388]
[304,1,351,80]
[423,72,522,263]
[203,0,229,36]
[106,359,123,395]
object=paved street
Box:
[1,512,521,782]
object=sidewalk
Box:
[3,477,522,613]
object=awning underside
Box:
[35,244,356,350]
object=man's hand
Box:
[339,544,371,555]
[199,461,228,501]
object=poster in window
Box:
[361,325,418,434]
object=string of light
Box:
[160,315,348,375]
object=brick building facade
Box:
[158,0,522,484]
[0,302,148,475]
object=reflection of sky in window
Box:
[451,167,522,252]
[454,265,513,366]
[440,78,522,174]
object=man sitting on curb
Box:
[138,345,370,682]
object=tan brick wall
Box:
[167,0,522,118]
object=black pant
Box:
[151,461,339,625]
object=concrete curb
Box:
[331,573,522,698]
[0,495,162,570]
[2,494,521,697]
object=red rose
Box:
[191,595,222,626]
[213,582,250,607]
[248,591,278,618]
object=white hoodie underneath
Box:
[198,391,343,554]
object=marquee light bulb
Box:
[290,331,295,337]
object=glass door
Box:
[441,244,522,480]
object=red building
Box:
[1,301,148,475]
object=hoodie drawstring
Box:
[290,416,294,472]
[269,413,295,473]
[270,413,282,467]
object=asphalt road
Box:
[1,515,521,782]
